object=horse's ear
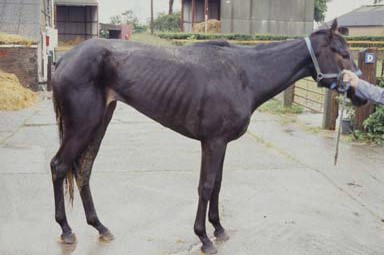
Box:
[330,19,338,34]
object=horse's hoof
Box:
[214,229,230,242]
[99,230,114,243]
[201,243,218,254]
[59,233,77,244]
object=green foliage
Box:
[110,15,122,25]
[157,32,301,41]
[314,0,330,22]
[153,12,181,32]
[99,30,109,39]
[133,24,148,33]
[157,32,384,43]
[346,36,384,41]
[362,107,384,143]
[378,78,384,88]
[258,99,303,115]
[351,79,384,143]
[109,10,147,33]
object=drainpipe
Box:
[180,0,184,32]
[192,0,195,31]
[205,0,208,33]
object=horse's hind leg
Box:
[51,157,75,243]
[51,87,105,244]
[75,101,116,242]
[51,126,100,244]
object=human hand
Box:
[342,70,359,88]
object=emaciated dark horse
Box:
[50,20,366,254]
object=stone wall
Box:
[0,46,39,91]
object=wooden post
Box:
[150,0,154,34]
[169,0,174,15]
[180,0,184,32]
[283,84,295,107]
[204,0,208,33]
[354,48,377,130]
[322,90,339,130]
[47,55,52,91]
[230,2,234,33]
[191,0,195,31]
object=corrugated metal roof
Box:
[330,5,384,27]
[0,0,41,40]
[55,0,98,6]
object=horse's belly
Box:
[114,86,202,139]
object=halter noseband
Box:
[304,37,362,92]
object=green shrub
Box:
[356,78,384,143]
[378,78,384,88]
[363,107,384,143]
[156,32,298,41]
[109,10,147,33]
[345,36,384,41]
[153,12,181,32]
[156,32,384,42]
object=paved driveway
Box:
[1,99,384,255]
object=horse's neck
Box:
[238,39,313,111]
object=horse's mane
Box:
[191,40,232,48]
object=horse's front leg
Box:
[194,139,227,254]
[208,149,229,242]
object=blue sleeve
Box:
[355,79,384,105]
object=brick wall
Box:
[0,46,39,91]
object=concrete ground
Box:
[1,97,384,255]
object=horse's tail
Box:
[52,85,75,205]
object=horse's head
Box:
[309,19,367,106]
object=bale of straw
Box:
[0,69,37,110]
[193,19,221,33]
[59,36,85,47]
[57,36,85,51]
[0,32,35,46]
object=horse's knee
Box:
[198,183,215,201]
[50,157,68,181]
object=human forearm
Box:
[355,79,384,105]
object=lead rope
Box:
[334,81,350,165]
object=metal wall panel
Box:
[0,0,40,40]
[56,5,98,42]
[221,0,314,35]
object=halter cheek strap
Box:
[304,37,339,83]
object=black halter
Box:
[304,37,362,93]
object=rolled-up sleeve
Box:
[355,79,384,105]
